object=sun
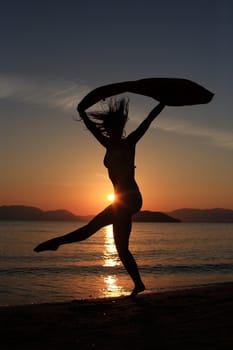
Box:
[107,193,115,202]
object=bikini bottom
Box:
[115,190,142,214]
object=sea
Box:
[0,221,233,306]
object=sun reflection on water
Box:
[103,225,120,267]
[102,225,128,297]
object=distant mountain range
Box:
[0,205,233,222]
[0,205,180,222]
[167,208,233,223]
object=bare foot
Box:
[34,239,59,252]
[130,282,145,298]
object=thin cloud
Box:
[157,118,233,150]
[131,112,233,151]
[0,74,90,112]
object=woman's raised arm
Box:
[127,102,165,144]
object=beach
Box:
[0,282,232,350]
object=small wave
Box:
[140,263,233,274]
[0,264,125,277]
[1,262,233,277]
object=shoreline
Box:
[0,282,232,349]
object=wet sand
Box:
[0,282,232,349]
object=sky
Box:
[0,0,233,215]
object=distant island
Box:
[167,208,233,223]
[0,205,180,222]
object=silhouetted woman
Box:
[34,98,165,297]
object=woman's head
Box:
[88,98,129,139]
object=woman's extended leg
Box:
[34,205,114,252]
[112,215,145,297]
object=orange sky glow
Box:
[1,117,233,216]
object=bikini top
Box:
[104,143,135,169]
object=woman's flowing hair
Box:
[88,97,129,137]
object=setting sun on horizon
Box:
[107,194,115,202]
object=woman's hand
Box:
[77,105,87,120]
[77,104,83,113]
[156,102,166,110]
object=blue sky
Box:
[0,0,233,213]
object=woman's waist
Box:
[109,169,136,182]
[113,181,140,195]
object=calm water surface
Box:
[0,221,232,305]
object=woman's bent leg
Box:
[34,205,114,252]
[113,216,145,297]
